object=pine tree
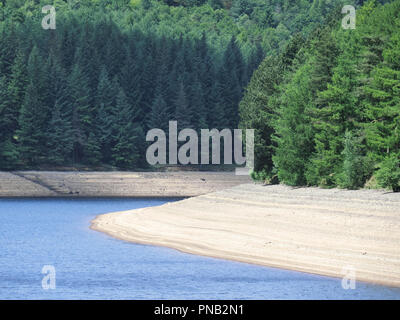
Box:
[188,78,207,130]
[239,55,281,174]
[198,49,216,126]
[46,99,74,165]
[376,153,400,192]
[239,34,303,175]
[17,81,45,166]
[112,89,141,168]
[67,64,94,164]
[141,38,157,120]
[336,130,372,189]
[17,47,48,166]
[272,64,315,186]
[0,76,19,169]
[148,90,169,131]
[119,48,143,118]
[247,42,264,82]
[219,37,244,129]
[95,67,119,163]
[74,25,100,111]
[104,24,125,78]
[174,82,192,130]
[363,30,400,190]
[309,27,339,96]
[0,24,17,77]
[305,30,357,187]
[208,80,225,129]
[364,32,400,162]
[219,65,241,129]
[46,57,73,165]
[4,49,27,135]
[219,37,247,128]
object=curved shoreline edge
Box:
[91,183,400,288]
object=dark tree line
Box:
[0,15,263,169]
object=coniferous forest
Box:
[240,0,400,191]
[0,0,399,191]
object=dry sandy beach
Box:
[92,183,400,287]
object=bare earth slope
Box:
[0,171,251,197]
[92,184,400,287]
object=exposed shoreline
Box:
[91,184,400,288]
[3,170,399,288]
[0,171,251,198]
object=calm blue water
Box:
[0,198,399,300]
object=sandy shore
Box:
[91,183,400,287]
[0,171,251,197]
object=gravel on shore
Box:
[0,171,251,197]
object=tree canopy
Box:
[240,0,400,191]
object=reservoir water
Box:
[0,198,399,300]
